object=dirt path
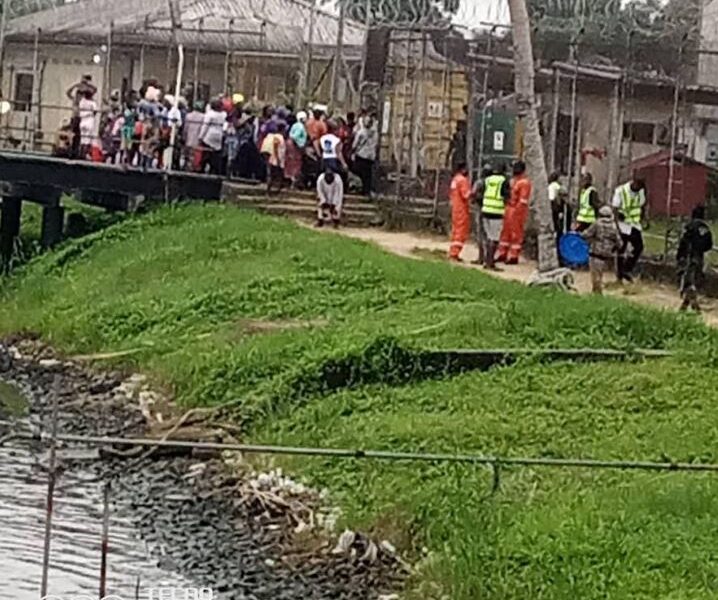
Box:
[330,226,718,326]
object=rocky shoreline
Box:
[0,339,404,599]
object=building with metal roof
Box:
[5,0,366,56]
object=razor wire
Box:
[315,0,499,31]
[2,0,67,21]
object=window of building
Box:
[623,121,655,144]
[13,73,34,112]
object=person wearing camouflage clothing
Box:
[581,205,622,294]
[677,206,713,312]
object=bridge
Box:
[0,151,223,264]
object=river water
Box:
[0,382,191,600]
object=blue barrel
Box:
[559,232,590,267]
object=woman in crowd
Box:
[78,86,368,192]
[198,98,227,174]
[265,122,287,194]
[285,110,307,188]
[78,88,98,159]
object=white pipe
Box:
[166,43,184,172]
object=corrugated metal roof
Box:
[6,0,367,55]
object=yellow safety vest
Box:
[577,186,597,224]
[482,175,506,216]
[619,184,644,226]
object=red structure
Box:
[630,150,710,218]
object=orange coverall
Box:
[497,174,532,263]
[449,172,471,260]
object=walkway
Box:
[328,226,718,326]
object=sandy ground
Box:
[326,226,718,327]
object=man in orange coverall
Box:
[448,162,472,262]
[497,161,532,264]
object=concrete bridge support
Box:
[40,205,65,249]
[0,197,22,268]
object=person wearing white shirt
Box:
[319,121,347,178]
[548,171,567,237]
[316,169,344,228]
[198,98,227,174]
[612,176,647,282]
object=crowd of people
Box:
[53,74,380,196]
[449,161,714,311]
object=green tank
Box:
[474,107,518,169]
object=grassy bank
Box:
[12,197,123,268]
[2,204,718,598]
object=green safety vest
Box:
[482,175,506,216]
[619,184,644,226]
[577,186,597,224]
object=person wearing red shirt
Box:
[448,162,472,261]
[497,161,532,264]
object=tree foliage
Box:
[527,0,702,75]
[3,0,67,20]
[333,0,459,28]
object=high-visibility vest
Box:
[619,183,644,225]
[577,186,597,224]
[482,175,506,216]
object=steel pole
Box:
[0,0,8,87]
[329,1,346,112]
[99,482,110,598]
[39,380,60,598]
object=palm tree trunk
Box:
[508,0,559,272]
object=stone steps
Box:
[256,204,379,226]
[221,181,382,226]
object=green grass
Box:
[12,196,123,267]
[2,203,718,599]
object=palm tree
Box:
[507,0,558,273]
[529,0,621,19]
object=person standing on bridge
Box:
[198,98,227,175]
[78,89,98,161]
[265,122,287,195]
[183,101,204,172]
[286,111,308,188]
[66,74,97,159]
[448,162,472,262]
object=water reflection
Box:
[0,419,191,598]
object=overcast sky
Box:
[454,0,509,29]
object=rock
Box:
[89,377,120,394]
[361,541,378,564]
[294,520,309,534]
[56,447,101,462]
[38,358,61,368]
[332,530,356,555]
[1,341,404,600]
[380,541,396,555]
[0,346,13,372]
